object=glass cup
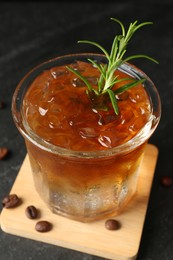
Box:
[12,54,161,222]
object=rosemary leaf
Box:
[113,78,146,95]
[106,89,119,115]
[66,65,93,92]
[124,54,159,64]
[78,40,110,61]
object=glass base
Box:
[50,197,132,222]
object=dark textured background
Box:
[0,1,173,260]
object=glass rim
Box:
[12,53,161,158]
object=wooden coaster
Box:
[0,144,158,260]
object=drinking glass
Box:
[12,54,161,222]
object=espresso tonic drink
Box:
[12,54,161,222]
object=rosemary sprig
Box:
[67,18,158,115]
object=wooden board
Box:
[0,144,158,260]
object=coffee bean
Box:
[161,176,173,187]
[2,194,20,208]
[25,205,38,219]
[105,219,120,230]
[0,147,8,160]
[0,101,5,109]
[35,221,52,232]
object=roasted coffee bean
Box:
[0,147,8,160]
[35,221,52,232]
[25,205,38,219]
[105,219,120,230]
[0,101,5,109]
[2,194,20,208]
[161,176,173,187]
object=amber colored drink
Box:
[12,54,161,222]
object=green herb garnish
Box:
[67,18,158,115]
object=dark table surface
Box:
[0,1,173,260]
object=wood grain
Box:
[0,144,158,260]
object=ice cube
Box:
[79,127,99,138]
[98,135,112,148]
[50,67,68,79]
